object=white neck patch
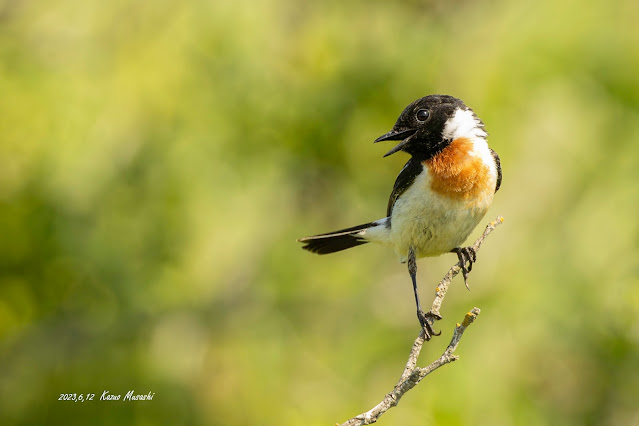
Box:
[442,108,487,141]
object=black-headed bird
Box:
[299,95,501,339]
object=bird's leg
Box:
[407,247,442,340]
[451,246,477,290]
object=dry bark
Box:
[339,216,504,426]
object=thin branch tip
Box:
[462,308,481,328]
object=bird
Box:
[298,94,501,339]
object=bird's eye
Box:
[416,109,430,122]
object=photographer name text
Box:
[58,390,155,402]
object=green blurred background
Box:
[1,0,638,425]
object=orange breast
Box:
[423,137,491,201]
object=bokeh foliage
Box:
[0,0,638,424]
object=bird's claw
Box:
[417,309,442,340]
[452,246,477,290]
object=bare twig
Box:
[430,216,505,320]
[339,216,504,426]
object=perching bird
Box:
[298,95,501,339]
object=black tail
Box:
[298,222,377,254]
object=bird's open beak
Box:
[374,128,417,157]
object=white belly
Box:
[389,166,494,262]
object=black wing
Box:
[387,157,423,218]
[490,148,502,193]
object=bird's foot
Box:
[451,246,477,290]
[417,309,442,340]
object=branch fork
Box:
[339,216,504,426]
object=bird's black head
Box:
[375,95,477,159]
